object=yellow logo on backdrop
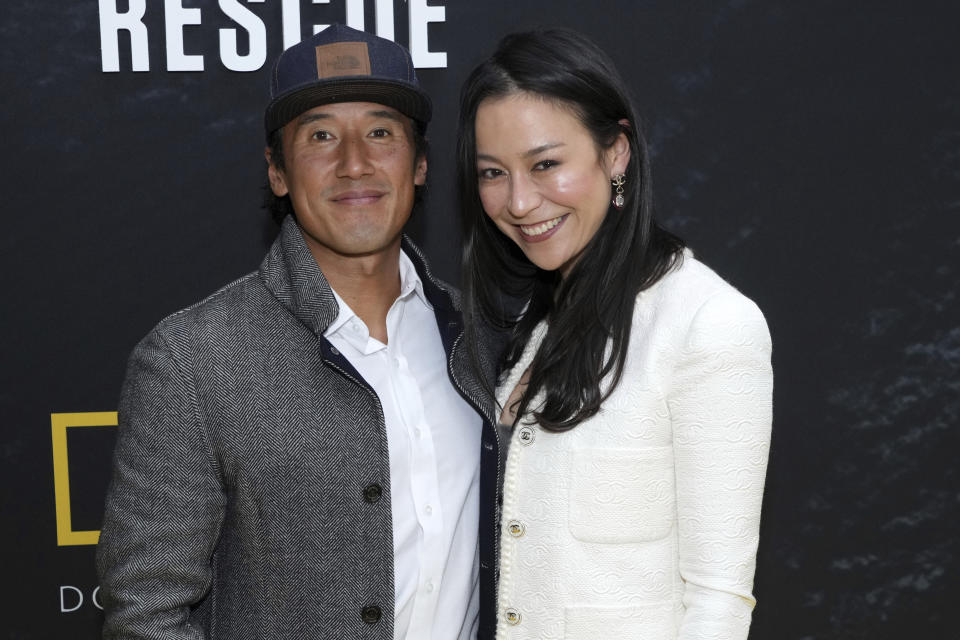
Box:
[51,412,118,546]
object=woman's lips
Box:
[517,214,567,243]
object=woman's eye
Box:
[533,159,558,171]
[478,167,504,180]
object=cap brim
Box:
[265,77,432,135]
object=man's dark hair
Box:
[263,120,430,225]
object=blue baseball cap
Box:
[265,24,432,136]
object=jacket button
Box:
[506,519,525,537]
[363,483,382,504]
[483,440,494,451]
[361,605,382,624]
[330,346,340,356]
[517,426,535,445]
[504,607,522,625]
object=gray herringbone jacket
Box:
[96,216,501,639]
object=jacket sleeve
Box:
[96,327,226,640]
[667,290,773,639]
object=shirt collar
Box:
[324,288,356,339]
[398,248,431,310]
[323,248,431,347]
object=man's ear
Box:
[265,147,289,197]
[414,155,427,186]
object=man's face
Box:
[267,101,427,266]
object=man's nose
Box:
[336,136,374,179]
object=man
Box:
[97,25,501,639]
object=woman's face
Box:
[474,93,630,276]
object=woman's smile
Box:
[518,214,568,241]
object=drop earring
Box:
[611,174,626,210]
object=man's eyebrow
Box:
[294,109,406,129]
[476,142,565,164]
[295,112,331,128]
[367,109,405,123]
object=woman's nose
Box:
[507,174,541,218]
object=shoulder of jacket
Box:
[149,270,263,337]
[636,251,767,341]
[648,250,755,304]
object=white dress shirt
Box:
[324,250,481,640]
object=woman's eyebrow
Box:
[522,142,564,158]
[477,142,565,164]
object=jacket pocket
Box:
[568,446,675,543]
[564,603,676,639]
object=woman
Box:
[457,30,773,639]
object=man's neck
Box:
[307,238,402,344]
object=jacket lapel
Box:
[259,216,340,338]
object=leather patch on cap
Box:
[315,42,371,78]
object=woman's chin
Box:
[519,248,568,273]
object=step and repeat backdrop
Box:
[2,1,956,638]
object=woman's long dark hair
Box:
[457,29,685,431]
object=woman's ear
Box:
[606,120,632,176]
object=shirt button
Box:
[504,608,522,625]
[414,428,422,439]
[424,504,433,516]
[425,581,435,593]
[362,483,382,504]
[361,604,382,624]
[506,519,525,537]
[517,426,535,445]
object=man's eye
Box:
[370,128,390,138]
[311,130,331,141]
[478,168,504,180]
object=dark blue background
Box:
[1,1,956,637]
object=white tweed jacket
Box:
[494,251,773,639]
